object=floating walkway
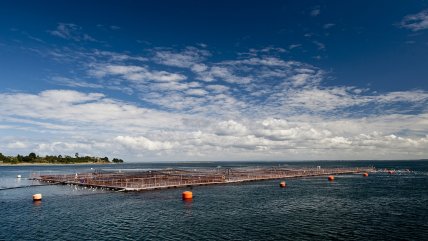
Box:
[31,166,375,192]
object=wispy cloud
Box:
[288,44,301,50]
[323,23,335,29]
[49,23,98,41]
[399,9,428,31]
[50,76,103,88]
[313,40,326,50]
[89,64,187,83]
[310,6,320,17]
[153,46,210,68]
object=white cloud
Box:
[92,50,147,62]
[376,90,428,103]
[115,136,175,151]
[89,64,187,82]
[254,118,332,141]
[196,66,252,84]
[191,63,208,73]
[151,81,199,91]
[223,57,293,67]
[289,73,316,87]
[206,84,229,93]
[399,9,428,31]
[7,141,28,149]
[154,47,210,68]
[280,87,362,111]
[0,90,185,131]
[1,88,427,161]
[214,120,248,136]
[37,142,93,153]
[272,87,428,113]
[185,88,208,96]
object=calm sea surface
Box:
[1,161,428,240]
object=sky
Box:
[0,0,428,162]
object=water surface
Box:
[1,161,427,240]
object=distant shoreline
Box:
[0,162,112,166]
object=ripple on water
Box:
[1,164,428,240]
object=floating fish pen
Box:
[32,166,374,192]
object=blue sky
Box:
[1,0,427,161]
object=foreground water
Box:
[1,161,427,240]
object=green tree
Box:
[112,158,124,163]
[0,152,6,161]
[29,152,37,159]
[22,156,32,162]
[16,154,23,162]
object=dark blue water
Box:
[1,161,428,240]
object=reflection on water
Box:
[182,199,193,217]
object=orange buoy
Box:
[182,191,193,200]
[363,173,369,177]
[279,181,286,188]
[328,175,335,181]
[32,193,42,201]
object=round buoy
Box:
[279,181,286,188]
[182,191,193,200]
[328,175,335,181]
[363,173,369,177]
[17,175,22,178]
[32,193,42,201]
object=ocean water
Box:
[1,161,427,240]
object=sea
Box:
[1,160,427,240]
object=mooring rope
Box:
[0,184,56,191]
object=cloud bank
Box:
[1,42,428,161]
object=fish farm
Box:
[31,166,375,192]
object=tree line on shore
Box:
[0,152,124,164]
